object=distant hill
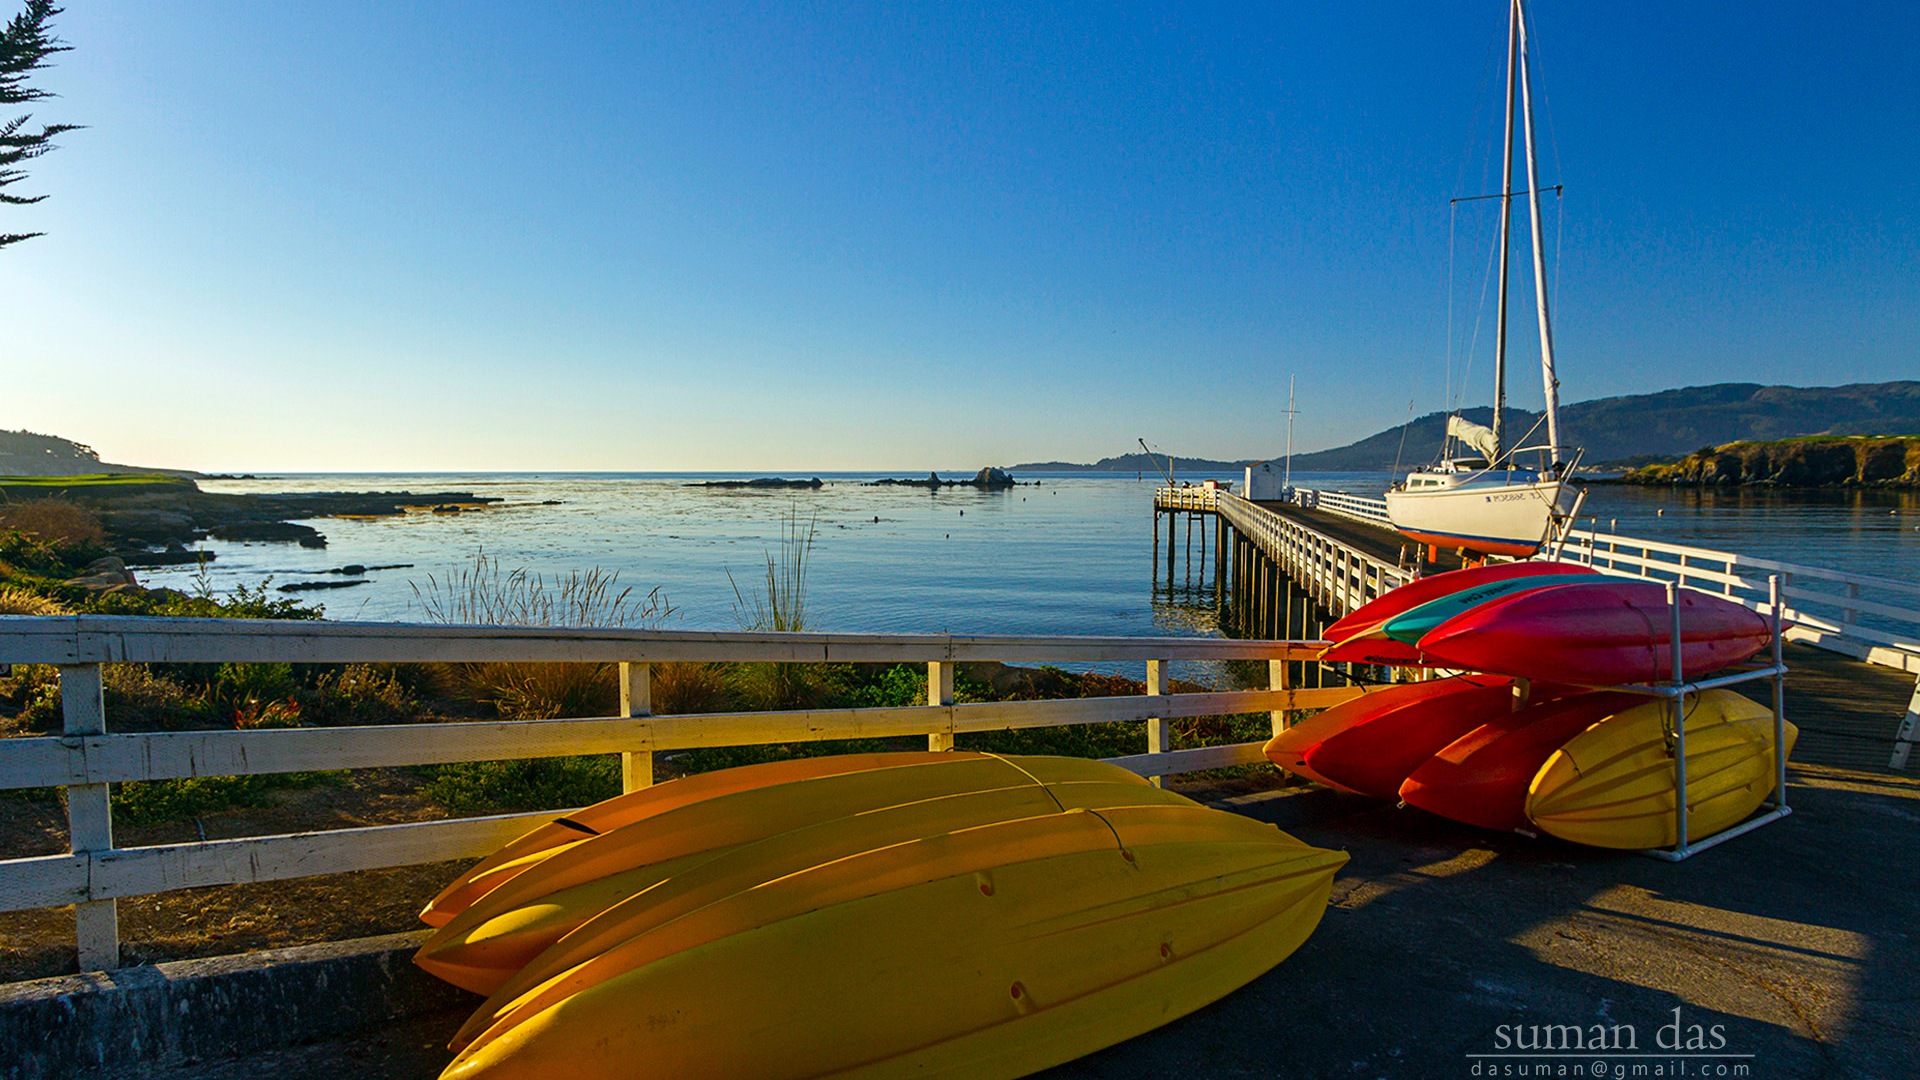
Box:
[1277,382,1920,472]
[1009,452,1252,474]
[0,429,198,479]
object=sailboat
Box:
[1385,0,1583,561]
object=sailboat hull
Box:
[1384,477,1577,557]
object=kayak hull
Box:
[441,802,1346,1080]
[1526,690,1797,849]
[1397,691,1642,832]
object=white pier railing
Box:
[1281,485,1920,675]
[1208,491,1414,616]
[0,616,1365,974]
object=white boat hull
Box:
[1385,477,1577,558]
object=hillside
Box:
[1286,382,1920,471]
[1008,452,1251,474]
[0,430,197,479]
[1623,436,1920,487]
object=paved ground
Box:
[114,755,1918,1080]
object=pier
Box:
[1154,483,1920,773]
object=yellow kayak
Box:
[424,774,1184,997]
[418,754,1154,994]
[421,751,970,927]
[441,801,1345,1080]
[1525,690,1796,849]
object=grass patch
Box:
[111,772,339,826]
[418,755,621,814]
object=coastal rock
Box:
[866,468,1020,490]
[209,521,328,548]
[688,477,825,489]
[65,557,140,593]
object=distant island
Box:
[1014,381,1920,474]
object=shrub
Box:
[0,499,105,546]
[465,662,616,721]
[418,755,620,814]
[110,772,335,826]
[299,664,421,726]
[651,661,734,715]
[104,663,215,731]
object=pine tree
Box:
[0,1,77,250]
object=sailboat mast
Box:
[1515,0,1564,471]
[1491,0,1518,464]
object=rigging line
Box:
[1392,397,1416,479]
[1450,185,1561,204]
[1458,196,1504,415]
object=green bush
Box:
[418,755,621,814]
[299,664,421,726]
[110,772,336,826]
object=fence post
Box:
[928,661,956,751]
[61,662,118,971]
[1844,581,1860,628]
[1146,660,1169,788]
[619,662,653,792]
[1269,655,1291,738]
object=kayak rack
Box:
[1601,575,1791,862]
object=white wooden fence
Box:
[0,615,1366,973]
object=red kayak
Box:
[1323,561,1597,643]
[1416,581,1772,685]
[1265,677,1536,797]
[1398,691,1641,833]
[1302,675,1552,800]
[1262,682,1442,793]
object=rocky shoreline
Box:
[1619,436,1920,488]
[7,477,505,564]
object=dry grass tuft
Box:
[0,586,69,615]
[0,499,105,546]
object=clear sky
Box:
[3,1,1915,471]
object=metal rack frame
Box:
[1598,575,1791,861]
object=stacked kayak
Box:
[1271,564,1790,849]
[418,751,1348,1079]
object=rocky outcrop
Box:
[64,556,141,594]
[1624,437,1920,487]
[209,522,328,548]
[868,468,1020,490]
[688,477,826,489]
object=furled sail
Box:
[1446,416,1498,460]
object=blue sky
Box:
[3,1,1915,471]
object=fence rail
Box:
[0,616,1358,973]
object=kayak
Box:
[439,800,1347,1080]
[421,750,969,928]
[418,754,1151,995]
[1526,690,1797,849]
[1298,675,1540,801]
[1416,581,1772,685]
[1261,680,1466,793]
[1321,561,1596,643]
[1397,691,1642,832]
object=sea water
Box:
[139,471,1919,643]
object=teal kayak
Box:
[1383,572,1587,645]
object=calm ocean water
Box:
[144,472,1919,648]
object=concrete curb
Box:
[0,932,479,1080]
